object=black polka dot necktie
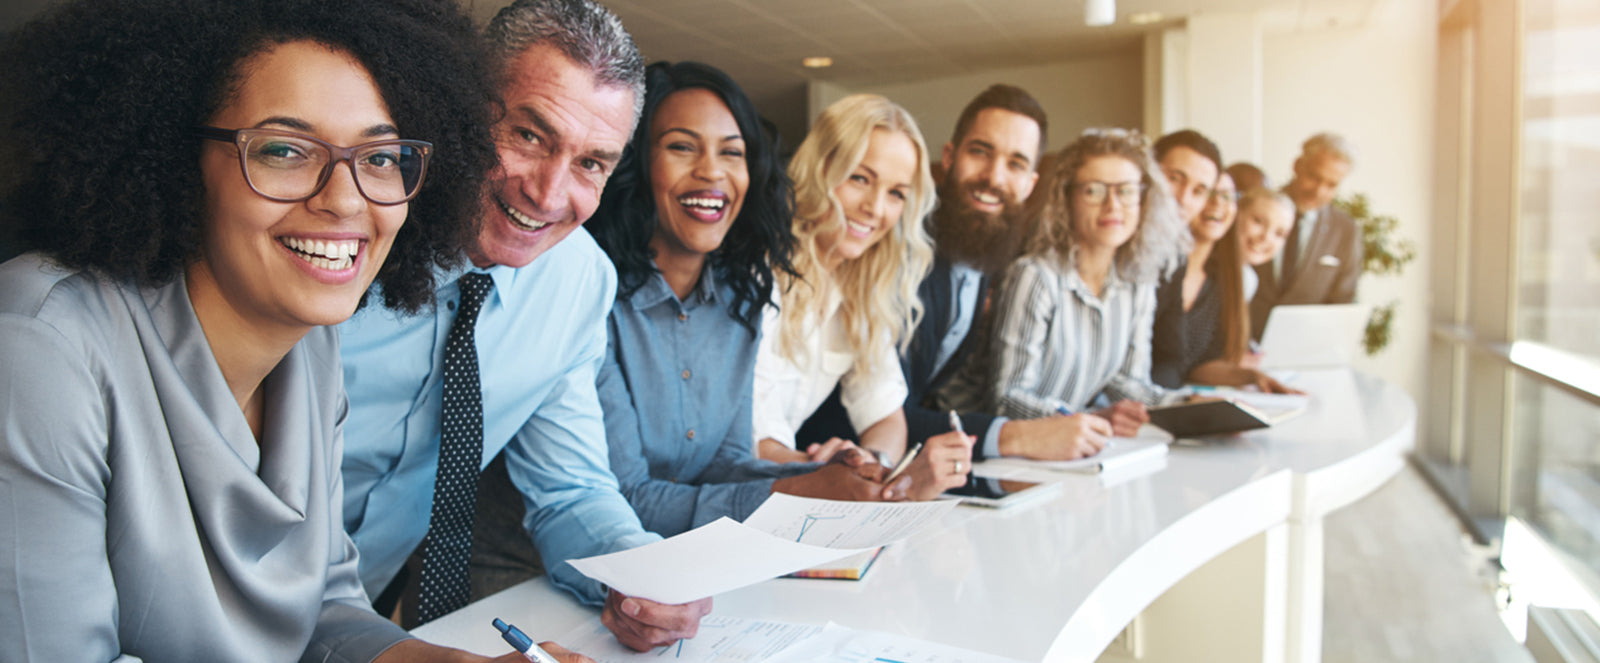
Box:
[416,272,492,625]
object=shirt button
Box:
[678,312,688,321]
[681,369,691,380]
[686,429,696,440]
[447,300,457,312]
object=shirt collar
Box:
[1063,259,1126,306]
[627,265,721,311]
[437,254,517,309]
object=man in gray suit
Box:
[1250,132,1363,338]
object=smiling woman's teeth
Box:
[846,219,873,235]
[281,237,357,270]
[679,196,725,210]
[500,199,549,231]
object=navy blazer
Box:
[796,256,1001,459]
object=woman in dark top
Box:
[1157,171,1299,393]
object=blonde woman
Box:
[752,94,971,500]
[939,129,1191,436]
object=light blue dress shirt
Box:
[339,229,659,606]
[599,269,813,538]
[937,262,1009,459]
[931,262,984,379]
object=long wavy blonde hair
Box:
[777,94,936,376]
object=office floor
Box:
[1322,463,1534,663]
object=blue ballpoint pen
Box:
[493,618,561,663]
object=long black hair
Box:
[0,0,497,313]
[588,60,795,332]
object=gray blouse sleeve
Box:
[303,342,412,663]
[0,315,129,662]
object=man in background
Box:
[1250,132,1362,337]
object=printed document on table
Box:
[566,517,861,605]
[764,622,1027,663]
[558,615,823,663]
[742,493,959,548]
[567,497,958,604]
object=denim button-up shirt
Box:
[600,268,811,537]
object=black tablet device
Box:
[942,477,1060,508]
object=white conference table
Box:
[413,369,1415,663]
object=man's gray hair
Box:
[1300,132,1358,168]
[485,0,645,122]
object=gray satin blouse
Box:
[0,254,409,662]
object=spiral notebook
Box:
[785,546,883,580]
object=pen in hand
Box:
[881,441,923,485]
[493,618,562,663]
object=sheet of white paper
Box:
[764,622,1027,663]
[741,493,961,548]
[1200,387,1311,419]
[565,518,861,604]
[558,615,824,663]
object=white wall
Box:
[808,52,1143,156]
[1259,0,1438,400]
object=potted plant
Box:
[1334,193,1417,354]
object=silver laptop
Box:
[1257,303,1370,369]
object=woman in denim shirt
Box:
[588,62,902,537]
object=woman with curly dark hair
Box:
[586,61,893,537]
[0,0,553,661]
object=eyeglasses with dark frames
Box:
[194,127,432,206]
[1072,180,1147,206]
[1208,188,1241,203]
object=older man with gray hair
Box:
[1249,131,1363,338]
[338,0,710,651]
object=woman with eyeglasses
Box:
[1169,177,1303,394]
[938,129,1190,423]
[0,0,557,661]
[1146,130,1299,395]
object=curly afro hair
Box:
[587,60,796,333]
[0,0,497,313]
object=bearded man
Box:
[800,84,1113,462]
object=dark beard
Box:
[931,178,1026,275]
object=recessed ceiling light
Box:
[1085,0,1115,26]
[1129,11,1163,25]
[802,56,833,69]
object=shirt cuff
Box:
[979,416,1008,460]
